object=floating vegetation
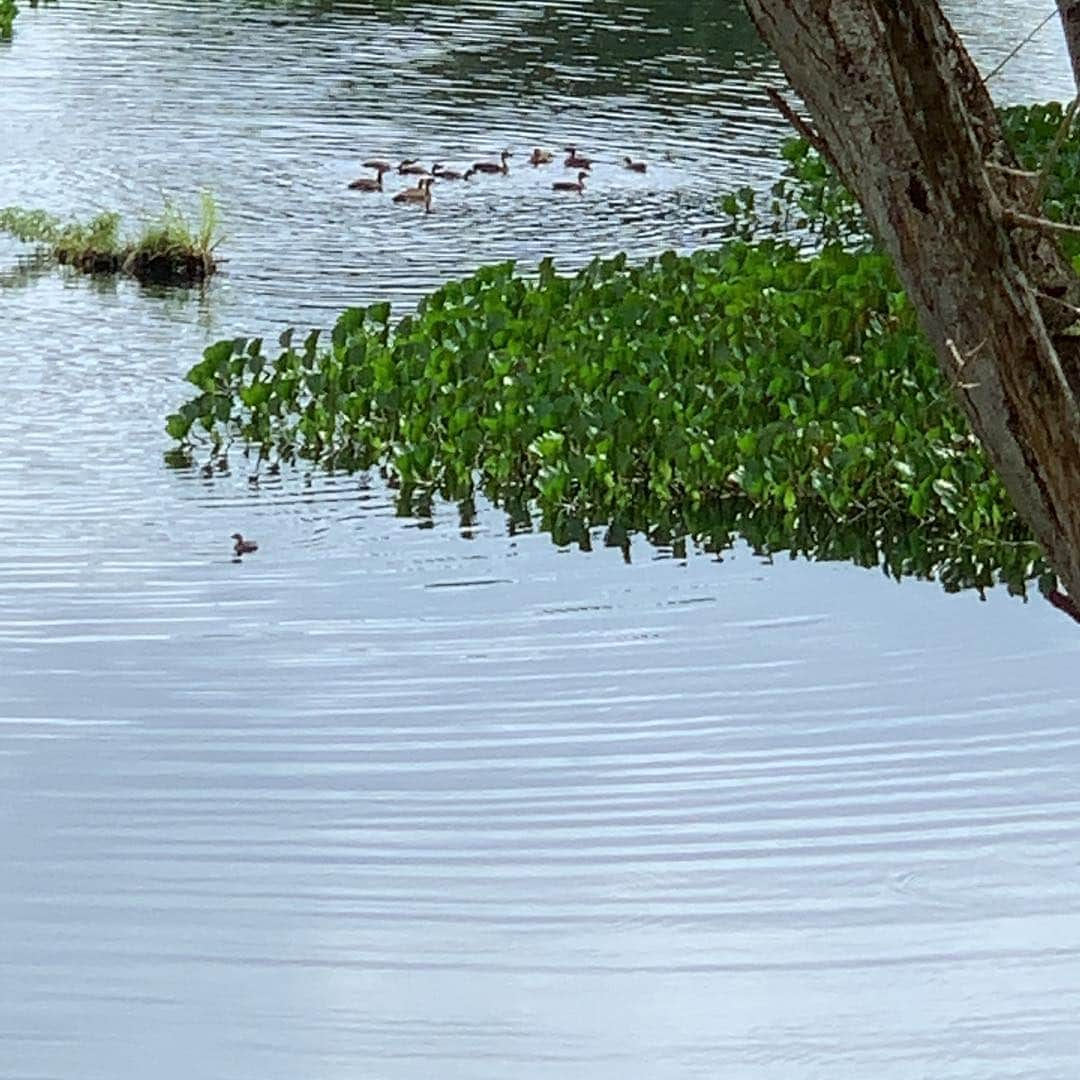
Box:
[167,242,1042,595]
[0,0,17,41]
[167,102,1080,596]
[0,191,221,285]
[1,0,48,43]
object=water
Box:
[2,3,1080,1078]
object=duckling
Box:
[392,176,434,206]
[623,156,647,173]
[363,159,393,173]
[553,170,588,193]
[529,148,554,166]
[348,163,390,191]
[232,532,259,556]
[432,163,466,180]
[564,146,592,169]
[470,150,512,175]
[398,159,428,175]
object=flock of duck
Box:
[348,146,648,208]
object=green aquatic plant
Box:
[167,242,1042,594]
[0,0,17,41]
[0,192,222,285]
[728,101,1080,262]
[168,101,1080,596]
[1,0,45,43]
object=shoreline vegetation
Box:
[1,0,47,42]
[166,102,1080,598]
[0,0,17,40]
[0,191,221,286]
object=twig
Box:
[1000,208,1080,236]
[765,87,830,159]
[1035,96,1080,208]
[984,162,1040,179]
[984,7,1059,82]
[945,338,983,389]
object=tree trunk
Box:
[1059,0,1080,92]
[744,0,1080,604]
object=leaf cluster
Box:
[168,242,1042,593]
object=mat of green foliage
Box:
[168,103,1080,595]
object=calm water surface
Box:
[3,3,1080,1078]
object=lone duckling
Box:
[564,146,592,169]
[470,150,512,175]
[393,176,434,207]
[232,533,258,556]
[529,148,554,166]
[553,170,588,194]
[348,163,390,191]
[398,159,428,175]
[432,163,466,180]
[623,156,647,173]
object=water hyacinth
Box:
[168,101,1080,597]
[167,241,1041,594]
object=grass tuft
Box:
[0,0,17,41]
[0,192,222,285]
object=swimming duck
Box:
[432,163,466,180]
[232,533,258,556]
[363,159,393,173]
[398,159,429,175]
[553,170,588,193]
[393,176,434,206]
[564,146,592,169]
[623,156,647,173]
[529,148,554,166]
[470,150,512,175]
[348,163,390,191]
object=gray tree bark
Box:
[1059,0,1080,92]
[744,0,1080,606]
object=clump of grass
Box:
[0,192,222,285]
[0,0,17,41]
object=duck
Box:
[529,148,554,166]
[363,158,393,173]
[392,176,434,206]
[432,163,466,180]
[553,170,588,193]
[564,146,592,169]
[348,163,390,191]
[398,159,429,175]
[623,156,647,173]
[470,150,512,175]
[232,532,258,556]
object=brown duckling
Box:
[398,159,428,175]
[432,163,466,180]
[623,156,647,173]
[553,170,588,194]
[470,150,512,175]
[529,148,554,166]
[363,159,393,173]
[564,145,592,169]
[393,176,434,206]
[232,532,258,556]
[348,163,390,191]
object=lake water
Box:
[3,3,1080,1078]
